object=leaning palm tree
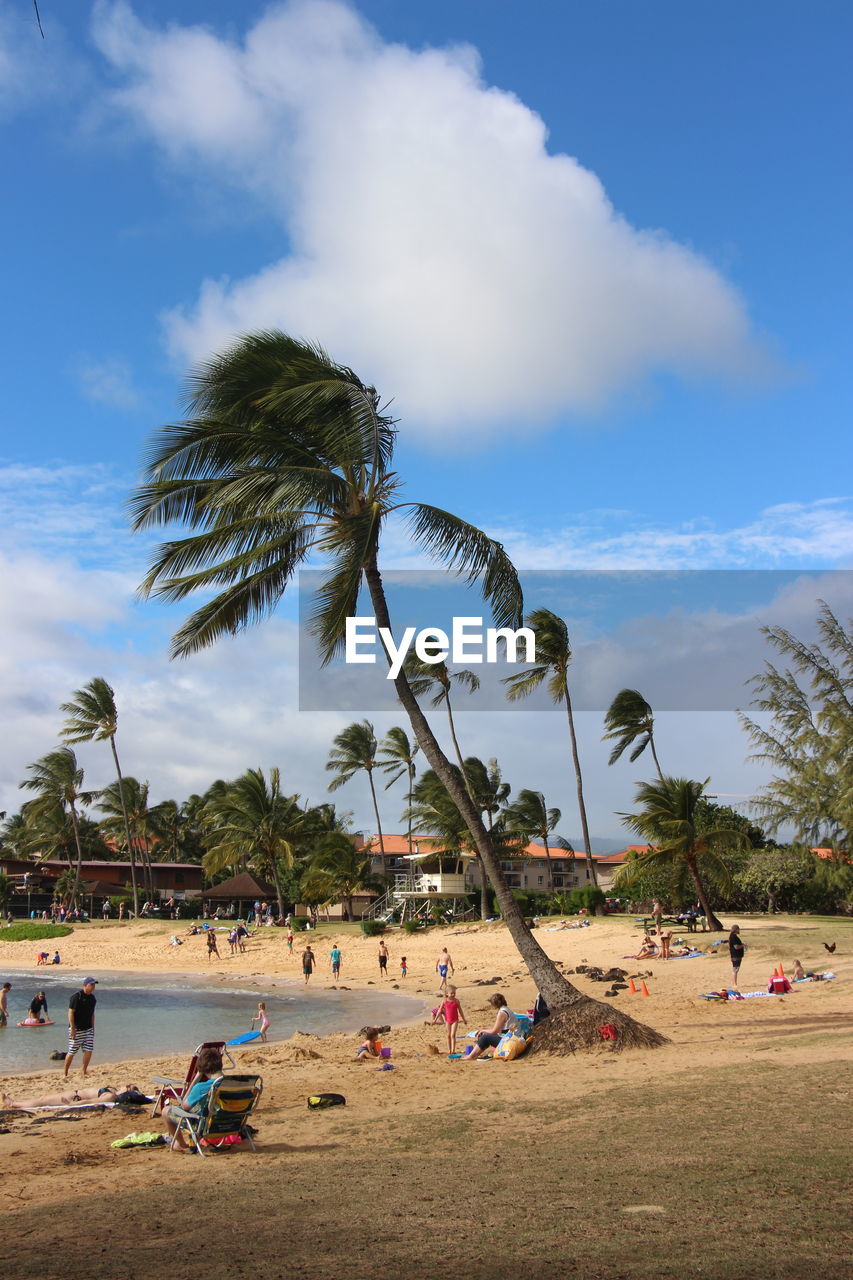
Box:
[202,768,303,917]
[326,721,386,857]
[503,609,598,887]
[378,727,419,853]
[20,748,93,906]
[301,832,384,921]
[617,777,748,930]
[60,677,140,915]
[405,655,480,782]
[602,688,663,779]
[505,788,562,891]
[129,330,664,1050]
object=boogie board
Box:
[226,1030,262,1046]
[17,1019,56,1027]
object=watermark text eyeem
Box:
[345,616,536,679]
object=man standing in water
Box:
[65,978,97,1078]
[302,945,316,984]
[0,982,10,1026]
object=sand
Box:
[0,913,849,1279]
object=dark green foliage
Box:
[361,919,387,936]
[1,922,73,942]
[290,916,309,931]
[402,919,423,934]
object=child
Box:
[355,1028,382,1060]
[435,985,467,1055]
[286,930,294,955]
[252,1001,270,1043]
[400,956,407,979]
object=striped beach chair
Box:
[168,1074,263,1156]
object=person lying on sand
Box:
[1,1085,130,1112]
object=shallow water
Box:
[0,969,424,1074]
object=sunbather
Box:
[634,934,659,959]
[2,1084,124,1111]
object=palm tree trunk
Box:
[649,736,664,781]
[542,830,553,893]
[563,687,598,888]
[68,802,84,908]
[366,768,385,856]
[109,736,139,915]
[407,762,414,855]
[686,856,723,930]
[270,861,285,919]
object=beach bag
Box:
[307,1093,346,1109]
[495,1032,528,1061]
[510,1012,533,1038]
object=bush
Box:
[566,886,606,915]
[1,922,73,943]
[402,919,423,934]
[361,919,387,936]
[290,916,310,932]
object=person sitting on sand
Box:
[355,1028,382,1060]
[51,951,61,965]
[466,993,516,1062]
[163,1046,223,1150]
[634,934,659,960]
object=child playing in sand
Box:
[286,930,294,955]
[251,1001,270,1042]
[355,1028,382,1060]
[435,985,467,1055]
[400,956,407,979]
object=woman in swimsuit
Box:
[1,1085,131,1111]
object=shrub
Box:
[1,922,73,943]
[361,919,387,936]
[402,919,422,934]
[290,916,310,932]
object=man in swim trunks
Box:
[302,945,316,984]
[378,940,389,980]
[330,945,342,979]
[436,947,454,994]
[0,982,10,1026]
[65,978,97,1078]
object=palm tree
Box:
[326,721,386,856]
[505,789,562,891]
[130,330,663,1048]
[20,748,93,906]
[463,756,511,918]
[503,609,598,887]
[60,677,140,916]
[98,777,157,901]
[378,727,419,853]
[617,777,748,930]
[202,768,303,917]
[602,688,663,779]
[405,655,480,782]
[301,832,384,921]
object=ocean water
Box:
[0,970,425,1075]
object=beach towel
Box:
[111,1131,167,1148]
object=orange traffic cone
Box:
[640,979,651,997]
[628,977,637,994]
[775,963,784,978]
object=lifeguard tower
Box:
[363,849,476,924]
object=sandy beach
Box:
[1,914,850,1280]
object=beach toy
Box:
[17,1019,55,1027]
[380,1047,392,1059]
[226,1031,262,1046]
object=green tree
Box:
[98,777,157,901]
[20,748,93,906]
[602,688,663,778]
[202,768,303,916]
[505,788,562,890]
[60,677,140,915]
[739,601,852,848]
[377,726,419,853]
[463,755,511,918]
[0,872,11,912]
[734,845,816,913]
[301,832,384,920]
[404,654,480,783]
[503,609,597,886]
[617,777,749,930]
[130,329,663,1047]
[326,720,386,856]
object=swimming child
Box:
[355,1027,382,1060]
[251,1001,270,1043]
[435,985,467,1055]
[400,956,407,979]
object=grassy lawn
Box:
[0,922,73,942]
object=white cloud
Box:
[76,356,141,410]
[90,0,772,442]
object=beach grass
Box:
[0,922,73,943]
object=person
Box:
[302,945,316,984]
[400,955,408,979]
[2,1084,126,1112]
[658,929,673,960]
[686,905,699,933]
[207,930,220,962]
[696,901,707,932]
[378,940,389,980]
[163,1046,223,1150]
[64,978,97,1078]
[634,934,659,960]
[236,921,249,952]
[728,925,746,986]
[466,993,516,1062]
[29,990,49,1022]
[36,951,48,965]
[791,959,806,981]
[253,900,261,926]
[286,930,294,955]
[228,927,239,955]
[330,945,342,979]
[102,899,110,919]
[436,946,454,993]
[435,985,467,1055]
[0,982,10,1027]
[252,1001,270,1042]
[118,902,126,921]
[355,1028,382,1060]
[169,935,183,947]
[651,898,664,936]
[51,951,61,965]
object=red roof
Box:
[363,835,625,863]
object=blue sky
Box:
[0,0,850,842]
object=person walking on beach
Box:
[251,1001,270,1042]
[435,985,467,1055]
[207,930,220,962]
[378,940,389,980]
[436,947,454,994]
[728,924,746,987]
[0,982,10,1026]
[330,945,342,979]
[651,898,664,937]
[302,945,316,984]
[64,978,97,1078]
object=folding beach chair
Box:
[150,1040,235,1117]
[168,1074,263,1156]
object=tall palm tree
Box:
[130,330,663,1046]
[60,677,140,915]
[617,777,748,930]
[301,832,384,921]
[20,748,93,906]
[98,777,157,900]
[602,688,663,778]
[377,727,419,853]
[202,768,303,917]
[503,609,598,887]
[463,756,510,917]
[326,721,386,856]
[505,788,561,891]
[405,655,480,782]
